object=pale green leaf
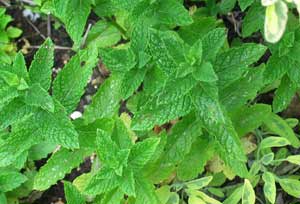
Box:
[264,113,300,148]
[260,136,291,149]
[262,172,276,204]
[264,1,288,43]
[278,178,300,198]
[242,179,255,204]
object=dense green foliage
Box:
[0,8,22,64]
[1,0,300,203]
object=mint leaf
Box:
[53,0,92,48]
[34,149,90,191]
[273,75,297,113]
[29,38,54,90]
[84,74,122,123]
[0,170,27,192]
[128,137,160,171]
[64,181,86,204]
[53,47,98,114]
[24,83,54,112]
[214,43,267,87]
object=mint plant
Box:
[2,0,300,203]
[0,8,22,64]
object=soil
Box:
[3,0,300,203]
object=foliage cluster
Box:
[1,0,300,204]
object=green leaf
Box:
[64,181,86,204]
[24,83,54,112]
[120,68,147,99]
[100,189,124,204]
[53,46,98,114]
[161,115,201,166]
[119,168,135,196]
[185,176,213,190]
[242,3,264,37]
[264,1,288,43]
[202,28,226,62]
[149,0,193,26]
[264,113,300,148]
[260,136,291,149]
[193,61,218,82]
[278,178,300,198]
[96,129,130,174]
[230,104,272,136]
[262,172,276,204]
[148,29,186,76]
[273,75,297,113]
[6,26,22,38]
[53,0,92,48]
[191,83,247,177]
[132,95,193,131]
[0,129,41,167]
[128,137,160,171]
[34,149,90,191]
[223,186,243,204]
[263,54,294,83]
[242,179,255,204]
[0,193,6,204]
[99,48,136,72]
[135,177,159,204]
[84,74,122,123]
[29,38,54,90]
[86,21,121,48]
[84,167,119,195]
[177,137,214,181]
[214,43,267,87]
[261,153,274,165]
[0,170,27,192]
[0,99,36,129]
[31,101,79,148]
[12,52,29,81]
[239,0,254,11]
[220,65,265,110]
[286,155,300,165]
[178,17,218,45]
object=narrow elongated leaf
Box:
[242,179,255,204]
[262,172,276,204]
[191,83,247,177]
[29,38,54,90]
[264,113,300,148]
[84,74,122,123]
[53,47,98,114]
[273,75,297,113]
[34,149,90,191]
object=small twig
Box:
[81,23,92,49]
[25,17,46,40]
[29,45,72,50]
[47,14,51,38]
[19,0,35,6]
[0,0,10,7]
